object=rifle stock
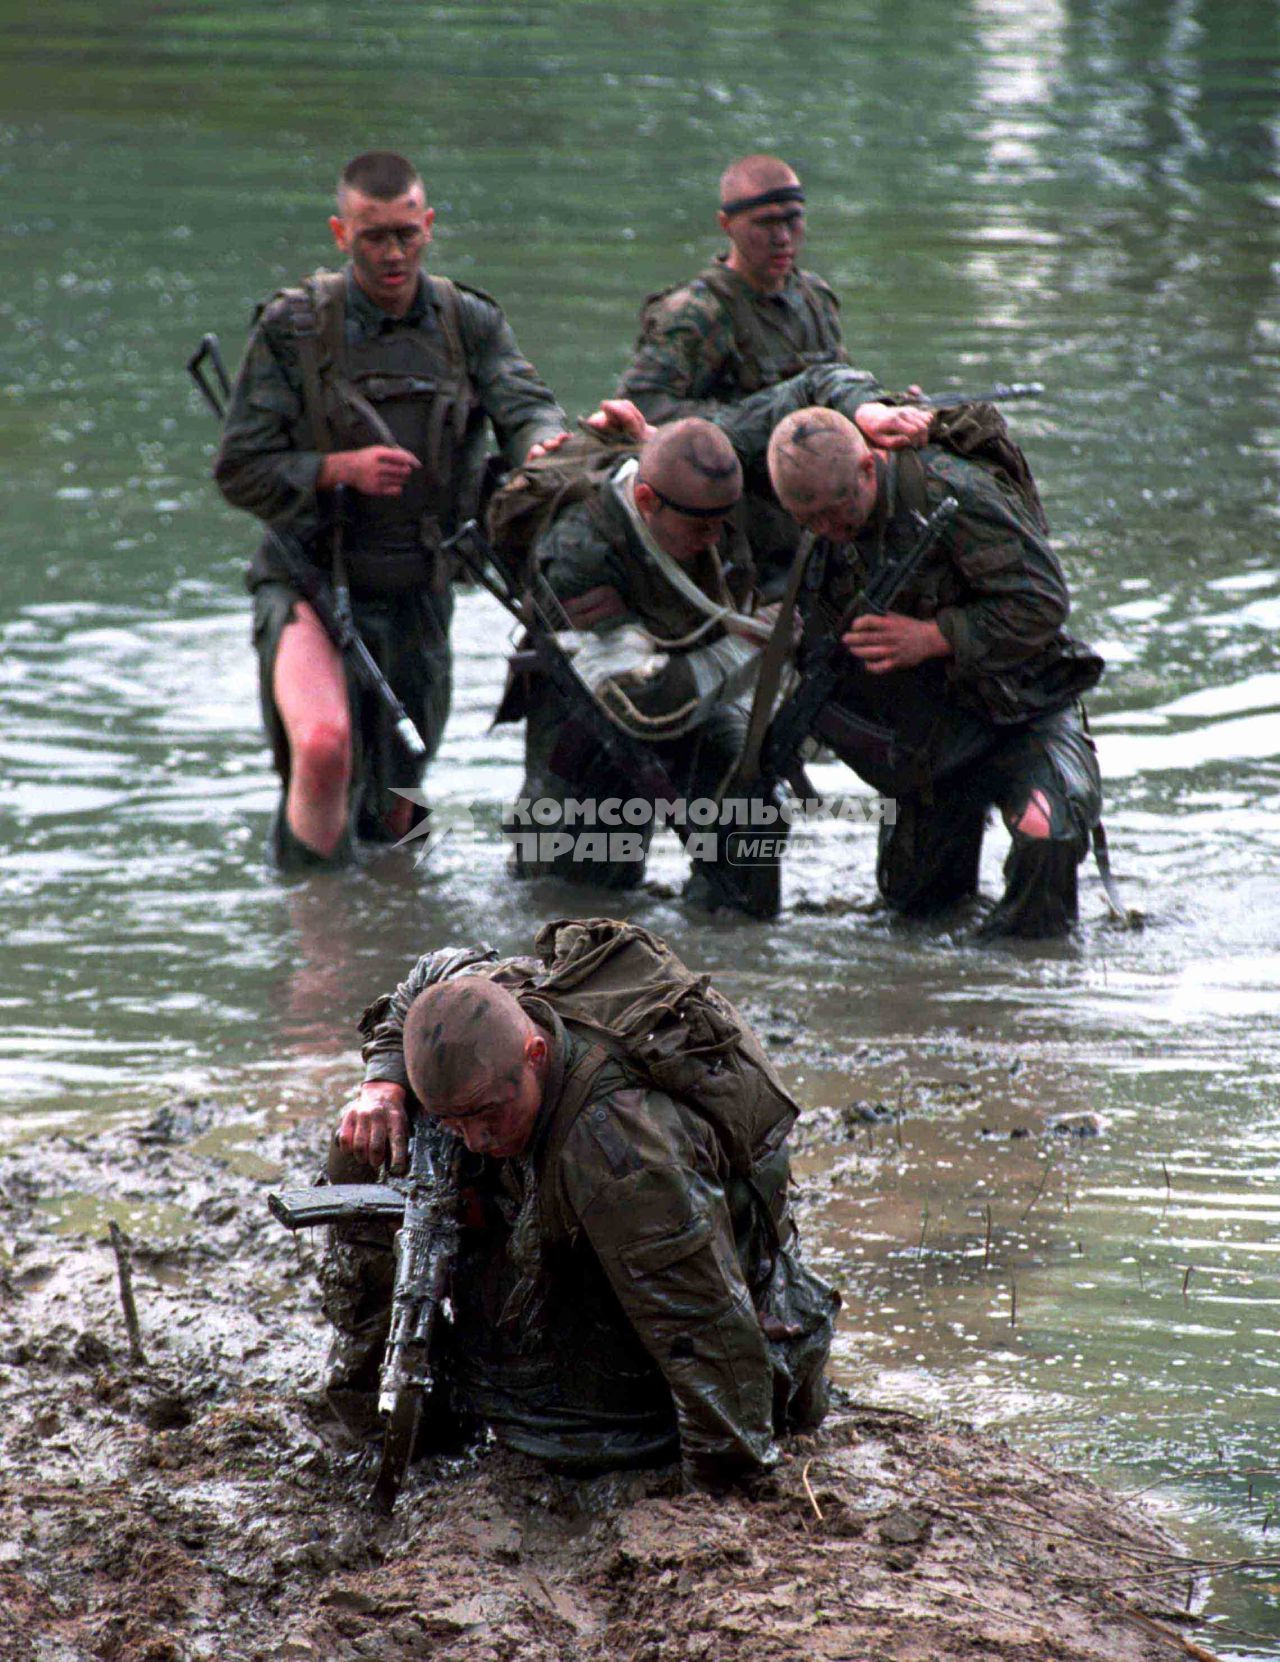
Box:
[268,1184,407,1230]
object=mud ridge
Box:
[0,1102,1219,1662]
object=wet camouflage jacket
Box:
[533,468,759,720]
[535,362,887,673]
[617,256,848,423]
[700,371,1102,723]
[214,267,564,589]
[824,446,1103,724]
[359,951,814,1483]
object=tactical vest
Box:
[268,268,483,595]
[640,259,847,397]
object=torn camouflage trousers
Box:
[876,701,1103,938]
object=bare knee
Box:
[1007,788,1052,840]
[291,715,352,789]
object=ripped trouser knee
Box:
[979,703,1102,939]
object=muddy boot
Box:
[976,833,1083,940]
[268,799,355,874]
[786,1365,830,1431]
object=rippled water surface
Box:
[1,1,1278,1651]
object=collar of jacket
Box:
[343,266,433,336]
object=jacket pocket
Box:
[619,1211,713,1277]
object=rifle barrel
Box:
[920,381,1044,410]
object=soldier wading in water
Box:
[215,150,565,871]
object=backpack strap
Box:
[422,275,477,480]
[284,269,347,454]
[894,446,932,519]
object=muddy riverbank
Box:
[0,1098,1228,1662]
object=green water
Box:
[1,1,1278,1650]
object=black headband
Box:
[719,184,806,217]
[642,481,740,519]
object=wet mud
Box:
[0,1101,1224,1662]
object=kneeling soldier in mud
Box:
[320,921,838,1488]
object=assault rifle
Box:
[752,495,960,799]
[917,380,1043,410]
[186,333,427,776]
[268,1124,463,1513]
[443,518,780,918]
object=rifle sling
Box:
[729,529,816,791]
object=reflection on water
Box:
[1,0,1278,1650]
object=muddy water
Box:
[1,0,1278,1652]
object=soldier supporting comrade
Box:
[497,374,928,915]
[322,919,839,1489]
[215,150,566,871]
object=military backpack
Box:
[484,426,640,584]
[400,918,799,1179]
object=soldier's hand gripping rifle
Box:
[267,1121,463,1513]
[187,333,427,776]
[752,494,960,800]
[443,518,770,917]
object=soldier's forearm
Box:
[214,432,325,525]
[622,386,730,426]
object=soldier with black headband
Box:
[508,416,789,911]
[616,155,851,588]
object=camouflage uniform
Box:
[618,257,849,590]
[321,947,838,1486]
[215,267,564,854]
[517,464,769,906]
[720,373,1104,938]
[514,364,888,911]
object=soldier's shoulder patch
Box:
[800,269,842,308]
[643,279,725,330]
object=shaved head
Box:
[719,154,801,214]
[767,407,865,511]
[337,150,423,213]
[637,418,742,515]
[403,977,531,1114]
